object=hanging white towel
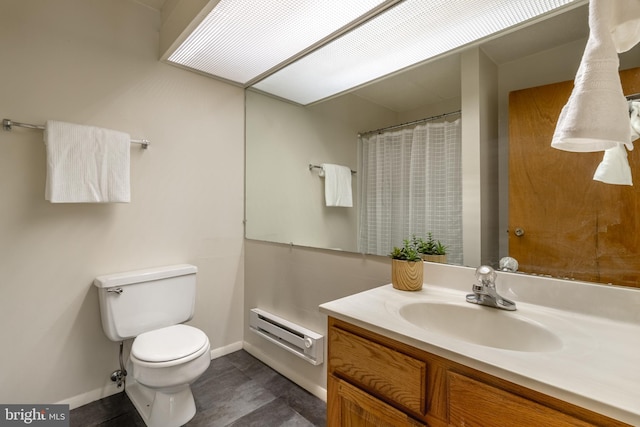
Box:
[610,0,640,53]
[593,143,633,185]
[321,163,353,207]
[44,120,131,203]
[551,0,635,152]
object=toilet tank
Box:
[94,264,198,342]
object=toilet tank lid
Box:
[93,264,197,288]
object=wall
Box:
[245,90,398,251]
[243,240,390,399]
[0,0,244,408]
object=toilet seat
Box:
[132,324,209,365]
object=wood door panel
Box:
[328,376,426,427]
[509,67,640,287]
[448,372,595,427]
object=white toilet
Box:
[94,264,210,427]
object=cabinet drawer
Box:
[329,326,427,415]
[330,375,426,427]
[448,372,595,427]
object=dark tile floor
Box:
[70,350,326,426]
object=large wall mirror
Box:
[245,3,640,288]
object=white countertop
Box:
[319,264,640,426]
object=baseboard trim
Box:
[211,340,243,359]
[60,385,121,410]
[60,340,245,410]
[243,341,327,402]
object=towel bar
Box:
[3,118,150,149]
[309,164,356,174]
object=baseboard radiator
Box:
[249,308,324,366]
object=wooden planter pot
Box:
[422,254,447,264]
[391,259,424,291]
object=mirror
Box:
[245,4,640,286]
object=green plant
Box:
[414,233,447,255]
[389,239,422,262]
[432,240,447,255]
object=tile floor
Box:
[70,350,326,426]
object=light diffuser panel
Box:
[252,0,577,104]
[167,0,388,84]
[168,0,578,105]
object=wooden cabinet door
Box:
[328,375,426,427]
[448,372,594,427]
[508,67,640,287]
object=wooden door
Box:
[509,67,640,287]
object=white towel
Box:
[593,143,633,185]
[551,0,634,152]
[610,0,640,53]
[44,120,131,203]
[321,163,353,207]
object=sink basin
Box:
[399,302,562,352]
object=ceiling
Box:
[135,0,166,11]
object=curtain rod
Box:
[358,110,461,137]
[359,94,638,138]
[2,119,150,149]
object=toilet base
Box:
[126,380,196,427]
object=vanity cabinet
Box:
[327,317,630,427]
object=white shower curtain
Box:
[358,119,463,264]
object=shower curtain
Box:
[358,119,463,264]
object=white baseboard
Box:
[243,341,327,402]
[59,385,121,410]
[210,340,243,359]
[60,340,245,410]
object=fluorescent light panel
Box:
[253,0,578,105]
[168,0,388,84]
[168,0,578,104]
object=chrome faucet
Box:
[466,265,516,311]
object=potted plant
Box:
[389,239,424,291]
[414,233,448,264]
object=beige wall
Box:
[243,240,390,399]
[0,0,244,408]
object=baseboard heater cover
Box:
[249,308,324,365]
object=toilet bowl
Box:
[131,325,210,388]
[127,325,211,427]
[94,264,211,427]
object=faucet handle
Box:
[499,256,519,272]
[471,283,485,294]
[475,265,497,285]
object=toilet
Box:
[94,264,210,427]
